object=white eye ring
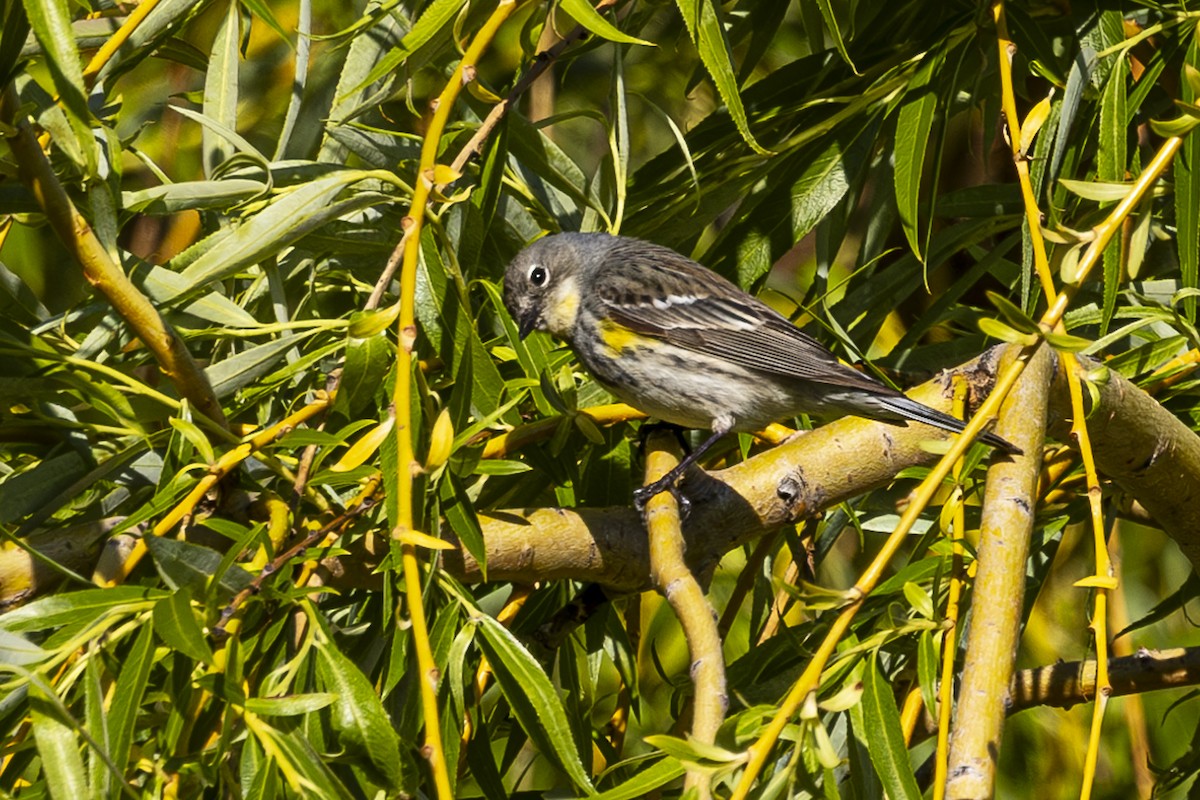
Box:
[528,264,549,287]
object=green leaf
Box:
[643,734,742,764]
[978,317,1035,344]
[239,0,291,44]
[473,459,532,475]
[205,329,321,398]
[29,681,88,800]
[107,623,154,780]
[0,628,49,666]
[416,235,515,426]
[170,105,267,166]
[560,0,654,46]
[248,716,357,800]
[861,653,921,800]
[351,0,468,93]
[152,588,215,664]
[1178,38,1200,323]
[893,52,943,260]
[674,0,769,156]
[347,304,399,338]
[440,473,486,578]
[244,693,339,716]
[813,0,857,73]
[590,757,687,800]
[1043,330,1092,352]
[1099,54,1128,333]
[1057,178,1138,202]
[21,0,98,175]
[475,614,596,794]
[1150,112,1200,138]
[916,630,940,725]
[202,1,241,176]
[987,290,1040,333]
[902,581,933,620]
[0,587,164,632]
[0,451,88,525]
[0,2,31,89]
[709,121,876,288]
[317,6,410,164]
[144,536,254,599]
[168,416,215,465]
[316,641,403,790]
[122,179,269,214]
[336,327,392,418]
[167,170,387,302]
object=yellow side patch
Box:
[599,319,648,354]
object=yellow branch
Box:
[933,380,970,800]
[389,4,526,797]
[1067,350,1114,800]
[993,1,1056,303]
[81,0,162,86]
[643,431,727,800]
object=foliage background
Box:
[1,0,1200,798]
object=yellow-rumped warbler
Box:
[503,232,1019,504]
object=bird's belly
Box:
[579,338,796,432]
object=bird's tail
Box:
[867,394,1022,456]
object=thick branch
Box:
[1048,356,1200,571]
[643,432,726,799]
[443,350,1010,589]
[947,344,1053,799]
[1009,646,1200,713]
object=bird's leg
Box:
[635,420,692,454]
[633,427,727,512]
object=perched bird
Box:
[503,232,1019,506]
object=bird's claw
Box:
[633,481,691,518]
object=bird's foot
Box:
[633,475,691,517]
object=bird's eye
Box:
[528,264,549,287]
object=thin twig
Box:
[392,5,527,797]
[447,0,620,178]
[212,494,379,641]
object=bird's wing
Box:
[594,249,896,395]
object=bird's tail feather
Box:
[871,395,1022,456]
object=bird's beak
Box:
[517,312,537,340]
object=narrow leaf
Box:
[29,682,88,800]
[203,1,241,176]
[475,615,595,793]
[1178,39,1200,322]
[169,171,384,301]
[894,53,942,260]
[145,536,254,599]
[316,642,403,790]
[0,587,164,633]
[861,654,921,800]
[21,0,97,174]
[674,0,769,155]
[1093,49,1131,337]
[152,588,215,664]
[813,0,857,73]
[560,0,654,46]
[107,623,154,779]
